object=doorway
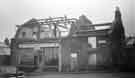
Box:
[41,47,59,66]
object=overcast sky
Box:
[0,0,134,41]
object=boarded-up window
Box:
[88,53,96,65]
[20,55,34,65]
[88,37,96,48]
[98,40,107,47]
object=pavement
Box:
[0,70,135,78]
[24,69,135,78]
[25,72,135,78]
[25,68,124,76]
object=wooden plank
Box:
[58,44,62,72]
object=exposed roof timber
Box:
[77,29,110,33]
[77,22,112,32]
[57,25,68,29]
[82,22,112,27]
[39,17,77,21]
[74,28,110,37]
[38,20,76,24]
[18,17,77,28]
[38,17,77,23]
[39,17,67,20]
[78,29,110,33]
[72,32,108,37]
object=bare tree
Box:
[110,7,126,71]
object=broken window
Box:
[32,32,37,40]
[22,32,26,38]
